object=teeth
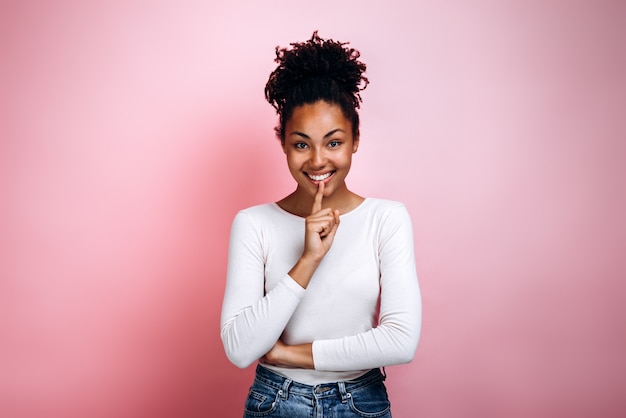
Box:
[308,172,332,181]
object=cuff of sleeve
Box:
[311,340,327,371]
[284,273,307,294]
[285,273,308,292]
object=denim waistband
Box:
[253,364,386,399]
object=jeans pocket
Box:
[243,381,280,417]
[347,380,391,417]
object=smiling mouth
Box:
[307,171,334,181]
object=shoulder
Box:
[364,198,407,210]
[237,202,277,217]
[232,202,301,231]
[359,199,415,249]
[359,198,411,219]
[356,199,414,236]
[230,203,277,230]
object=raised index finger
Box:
[312,181,324,214]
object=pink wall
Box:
[1,1,624,417]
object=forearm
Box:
[312,320,420,371]
[262,341,315,369]
[222,252,323,366]
[287,255,321,289]
[221,276,305,368]
[314,274,422,371]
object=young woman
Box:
[220,32,421,418]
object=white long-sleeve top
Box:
[220,198,421,385]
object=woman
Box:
[220,32,421,417]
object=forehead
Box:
[286,101,352,135]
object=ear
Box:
[352,135,359,153]
[281,139,287,154]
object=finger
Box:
[315,211,340,238]
[313,220,331,237]
[325,225,339,243]
[307,210,334,223]
[307,213,334,228]
[324,211,341,241]
[312,181,324,214]
[329,210,340,235]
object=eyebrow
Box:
[289,129,345,139]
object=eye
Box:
[328,140,341,148]
[294,142,308,150]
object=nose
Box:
[309,147,326,168]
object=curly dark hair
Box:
[264,31,369,142]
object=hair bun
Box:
[266,31,368,113]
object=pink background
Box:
[1,1,625,417]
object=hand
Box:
[286,181,340,288]
[259,339,288,367]
[303,181,340,262]
[260,339,314,369]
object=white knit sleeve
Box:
[312,204,422,371]
[220,211,305,368]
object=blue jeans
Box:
[243,364,392,418]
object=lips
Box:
[307,171,334,181]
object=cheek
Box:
[339,152,353,167]
[285,155,302,172]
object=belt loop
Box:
[279,379,291,400]
[381,367,387,380]
[337,381,350,403]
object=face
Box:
[282,101,359,201]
